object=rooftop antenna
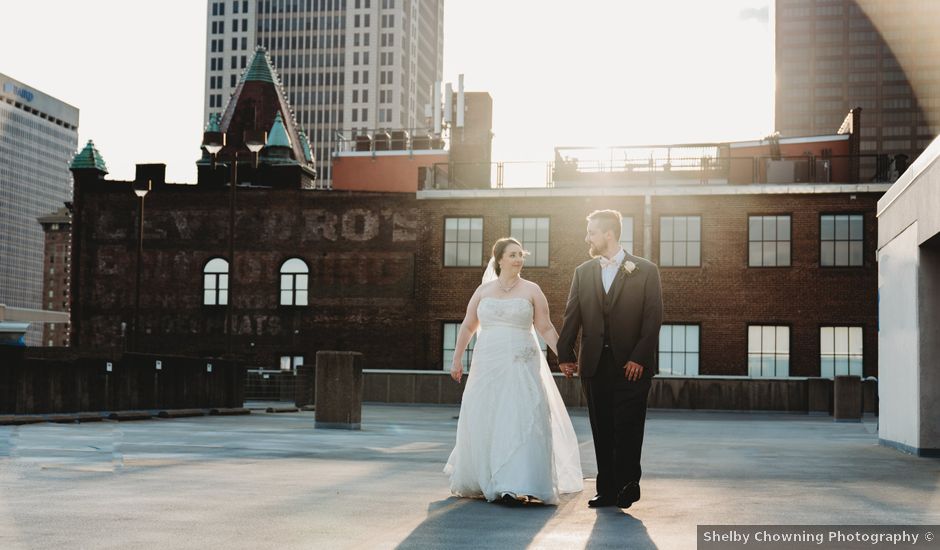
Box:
[456,74,465,128]
[433,80,442,136]
[444,82,453,126]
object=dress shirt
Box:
[599,247,625,294]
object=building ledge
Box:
[417,182,893,199]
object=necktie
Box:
[597,257,617,268]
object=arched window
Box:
[280,258,309,306]
[204,258,229,305]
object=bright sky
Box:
[3,0,773,183]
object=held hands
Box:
[450,359,463,383]
[624,361,644,381]
[560,362,578,379]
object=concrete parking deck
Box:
[1,405,938,549]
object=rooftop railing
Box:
[333,128,447,154]
[423,153,910,190]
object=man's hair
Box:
[586,210,622,241]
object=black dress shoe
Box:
[587,493,617,508]
[616,482,641,509]
[497,493,524,507]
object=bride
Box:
[444,237,583,505]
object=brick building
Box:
[67,48,889,390]
[37,206,72,347]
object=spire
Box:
[205,113,221,132]
[266,112,292,148]
[69,140,108,173]
[298,130,313,163]
[201,44,312,177]
[241,47,277,84]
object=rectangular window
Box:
[203,273,229,305]
[510,217,550,267]
[821,214,863,266]
[820,326,863,377]
[659,324,700,376]
[620,215,634,255]
[279,355,304,373]
[660,216,701,267]
[443,217,484,267]
[442,322,476,371]
[748,215,791,267]
[747,325,790,377]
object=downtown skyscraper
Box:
[775,0,940,174]
[204,0,444,186]
[0,73,79,345]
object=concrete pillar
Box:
[314,351,363,430]
[807,378,831,416]
[833,375,862,422]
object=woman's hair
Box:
[586,209,623,240]
[491,237,526,276]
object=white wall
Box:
[877,222,920,450]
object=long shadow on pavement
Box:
[396,497,555,549]
[586,508,657,549]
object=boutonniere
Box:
[619,260,638,277]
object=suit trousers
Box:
[582,347,652,496]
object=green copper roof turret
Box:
[205,113,221,132]
[298,130,313,162]
[69,140,108,173]
[241,47,277,84]
[266,112,292,148]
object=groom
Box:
[558,209,663,509]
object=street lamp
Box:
[201,129,266,355]
[132,178,151,351]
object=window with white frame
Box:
[510,217,549,267]
[659,324,700,375]
[443,218,483,267]
[279,355,304,373]
[660,216,701,267]
[203,258,229,305]
[747,325,790,377]
[749,215,791,266]
[620,215,634,254]
[821,214,863,266]
[442,322,476,371]
[820,326,863,377]
[280,258,309,306]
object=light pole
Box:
[202,130,266,356]
[132,178,151,351]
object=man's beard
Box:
[589,242,605,258]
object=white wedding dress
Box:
[444,297,583,504]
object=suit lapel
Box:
[592,260,604,308]
[608,254,633,307]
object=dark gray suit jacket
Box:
[557,253,664,379]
